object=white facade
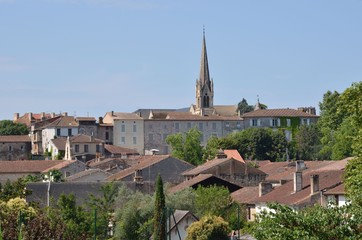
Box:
[42,127,78,153]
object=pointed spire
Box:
[199,27,211,89]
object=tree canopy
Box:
[186,215,230,240]
[0,120,28,135]
[166,127,204,165]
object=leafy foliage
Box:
[186,215,230,240]
[194,185,232,217]
[237,98,254,115]
[254,203,362,240]
[166,127,204,165]
[0,120,28,135]
[294,124,322,160]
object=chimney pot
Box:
[310,174,319,195]
[259,182,273,197]
[13,113,19,121]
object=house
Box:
[0,135,31,160]
[102,112,144,154]
[63,134,105,162]
[232,159,350,221]
[182,150,266,187]
[65,169,112,182]
[14,112,59,128]
[107,155,194,186]
[0,160,84,183]
[41,113,79,154]
[253,159,349,215]
[168,174,242,194]
[241,108,319,141]
[323,183,347,207]
[97,117,113,145]
[76,117,98,136]
[166,210,198,240]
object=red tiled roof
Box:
[70,134,104,143]
[258,160,340,182]
[182,157,265,176]
[106,112,143,120]
[0,160,73,173]
[45,116,79,128]
[256,170,344,206]
[0,135,30,142]
[241,109,319,118]
[50,137,67,150]
[224,150,245,163]
[104,144,139,155]
[41,160,78,173]
[76,117,96,121]
[324,183,345,195]
[231,186,259,204]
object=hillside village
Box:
[0,33,361,239]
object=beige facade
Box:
[103,112,144,154]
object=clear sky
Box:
[0,0,360,120]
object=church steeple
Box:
[199,29,211,90]
[194,28,214,116]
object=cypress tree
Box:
[153,174,166,240]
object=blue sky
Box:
[0,0,360,120]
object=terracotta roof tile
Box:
[324,183,345,195]
[224,150,245,162]
[70,134,104,143]
[0,135,30,142]
[50,137,67,150]
[104,144,139,155]
[256,170,344,206]
[106,112,143,120]
[241,109,319,118]
[45,116,79,128]
[0,160,73,173]
[231,186,259,204]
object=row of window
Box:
[120,137,138,145]
[250,118,311,127]
[148,133,218,142]
[120,125,138,132]
[148,122,242,131]
[6,145,25,152]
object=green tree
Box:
[203,136,220,161]
[194,185,232,217]
[253,203,362,240]
[186,215,230,240]
[237,98,254,115]
[0,120,28,135]
[87,183,118,239]
[114,184,154,240]
[294,124,322,160]
[221,128,288,161]
[166,127,203,165]
[166,187,196,214]
[153,175,166,240]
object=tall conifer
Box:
[153,174,166,240]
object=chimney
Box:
[28,112,33,121]
[63,112,68,117]
[98,117,103,124]
[41,112,45,120]
[111,111,114,116]
[310,174,319,195]
[294,171,303,192]
[216,149,227,159]
[296,160,306,172]
[13,113,19,121]
[259,182,273,197]
[51,112,55,118]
